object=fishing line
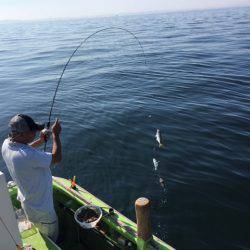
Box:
[44,27,147,151]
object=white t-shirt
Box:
[1,138,56,223]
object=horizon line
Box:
[0,4,249,22]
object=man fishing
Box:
[1,114,62,241]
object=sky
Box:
[0,0,250,20]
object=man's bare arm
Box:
[51,119,62,164]
[52,133,62,164]
[29,130,50,148]
[29,138,44,148]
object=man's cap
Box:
[9,114,45,133]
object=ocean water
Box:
[0,7,250,250]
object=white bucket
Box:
[74,205,102,229]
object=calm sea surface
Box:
[0,7,250,250]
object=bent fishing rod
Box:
[44,27,147,151]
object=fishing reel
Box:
[41,128,51,140]
[43,122,51,149]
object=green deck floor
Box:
[21,226,61,250]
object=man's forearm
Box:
[52,133,62,164]
[29,138,43,148]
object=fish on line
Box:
[155,129,165,148]
[159,177,166,189]
[153,158,159,171]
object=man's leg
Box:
[35,219,59,242]
[21,203,59,241]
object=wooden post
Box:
[135,197,152,249]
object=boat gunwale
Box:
[53,176,175,250]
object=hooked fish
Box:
[155,129,165,148]
[152,158,159,171]
[159,177,166,189]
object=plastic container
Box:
[74,205,102,229]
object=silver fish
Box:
[159,177,166,189]
[155,129,165,148]
[153,158,159,171]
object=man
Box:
[1,114,62,241]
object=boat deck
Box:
[21,226,61,250]
[8,176,174,250]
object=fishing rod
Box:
[44,27,147,151]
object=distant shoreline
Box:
[0,5,249,23]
